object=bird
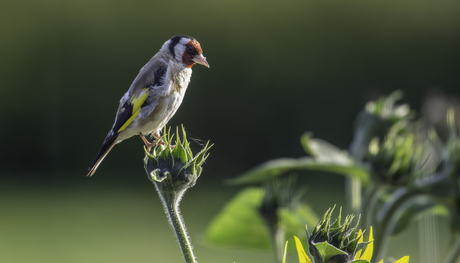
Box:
[87,35,209,177]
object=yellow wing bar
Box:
[118,88,149,133]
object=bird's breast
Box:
[139,91,184,135]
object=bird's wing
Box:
[102,89,150,144]
[116,89,150,133]
[128,55,168,98]
[102,58,168,144]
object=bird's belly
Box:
[136,94,184,137]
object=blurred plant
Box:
[347,91,413,214]
[259,176,305,262]
[208,91,460,262]
[285,207,410,263]
[206,175,319,262]
[144,126,211,263]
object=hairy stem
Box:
[165,201,196,263]
[153,181,197,263]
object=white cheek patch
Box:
[174,40,188,62]
[174,45,185,62]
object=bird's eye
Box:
[186,46,194,54]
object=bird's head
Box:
[164,35,209,68]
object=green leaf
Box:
[227,157,369,185]
[312,241,348,261]
[205,188,272,249]
[228,133,369,185]
[205,187,319,252]
[279,204,319,241]
[301,133,351,164]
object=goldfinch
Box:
[87,35,209,176]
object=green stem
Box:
[346,178,362,214]
[348,119,379,214]
[373,188,421,261]
[444,232,460,263]
[153,181,196,263]
[273,227,286,263]
[260,212,284,263]
[165,200,196,263]
[360,183,385,229]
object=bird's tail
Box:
[87,134,118,177]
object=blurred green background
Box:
[1,0,459,262]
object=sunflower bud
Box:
[307,206,370,263]
[350,90,413,160]
[365,122,425,187]
[144,126,211,263]
[145,126,211,200]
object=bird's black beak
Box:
[192,54,210,68]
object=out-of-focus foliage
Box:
[205,186,319,251]
[228,134,369,185]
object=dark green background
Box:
[1,0,458,262]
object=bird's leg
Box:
[152,131,167,146]
[139,133,156,152]
[140,131,168,151]
[154,131,177,149]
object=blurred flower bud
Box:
[350,90,413,160]
[365,122,426,187]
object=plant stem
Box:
[273,226,286,263]
[444,232,460,263]
[348,118,380,214]
[153,181,197,263]
[165,200,196,263]
[373,187,421,261]
[360,183,385,229]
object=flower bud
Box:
[307,206,370,263]
[144,126,212,203]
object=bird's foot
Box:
[140,132,168,152]
[139,133,155,152]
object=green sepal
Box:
[172,127,189,165]
[347,232,367,253]
[349,260,371,263]
[354,241,370,254]
[312,241,348,261]
[150,169,169,183]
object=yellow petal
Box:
[360,226,374,261]
[354,229,364,259]
[377,260,383,263]
[394,256,410,263]
[294,236,312,263]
